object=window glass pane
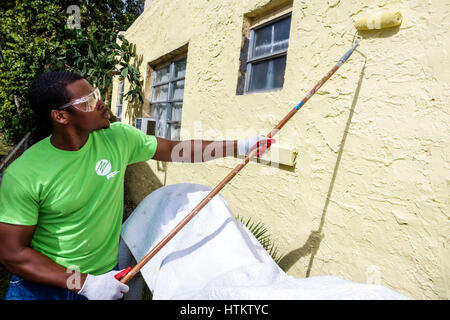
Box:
[152,84,169,102]
[271,56,287,88]
[249,60,268,91]
[154,65,170,84]
[168,122,181,140]
[171,80,185,100]
[156,120,168,138]
[150,103,170,121]
[273,16,291,52]
[248,55,286,91]
[171,102,183,122]
[150,104,158,119]
[174,59,186,79]
[157,103,170,121]
[252,24,273,58]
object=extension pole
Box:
[120,40,359,284]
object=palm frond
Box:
[236,215,284,264]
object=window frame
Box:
[244,12,292,94]
[150,56,186,140]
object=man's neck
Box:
[50,128,90,151]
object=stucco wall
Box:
[112,0,450,299]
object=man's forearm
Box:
[172,140,237,163]
[1,247,87,292]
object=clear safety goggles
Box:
[57,87,102,112]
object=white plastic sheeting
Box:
[121,183,408,300]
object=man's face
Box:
[63,79,111,131]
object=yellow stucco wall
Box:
[112,0,450,299]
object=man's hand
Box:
[238,135,275,158]
[78,269,129,300]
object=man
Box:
[0,71,274,300]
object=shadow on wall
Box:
[123,160,169,221]
[278,60,366,275]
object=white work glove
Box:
[78,269,129,300]
[237,135,275,157]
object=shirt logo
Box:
[95,159,120,180]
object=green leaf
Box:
[120,67,128,78]
[88,46,93,60]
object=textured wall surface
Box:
[113,0,450,299]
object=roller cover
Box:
[355,11,403,30]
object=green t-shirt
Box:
[0,122,158,275]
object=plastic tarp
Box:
[121,183,408,300]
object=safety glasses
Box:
[57,87,102,112]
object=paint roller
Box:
[116,10,404,285]
[355,10,403,31]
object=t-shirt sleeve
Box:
[114,123,158,165]
[0,171,39,226]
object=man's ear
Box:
[50,109,71,125]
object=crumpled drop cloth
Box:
[121,183,408,300]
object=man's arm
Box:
[152,136,274,163]
[0,222,86,292]
[152,137,238,163]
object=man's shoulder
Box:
[6,138,49,169]
[106,121,134,135]
[2,138,50,184]
[103,121,144,140]
[112,121,139,130]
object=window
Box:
[116,80,124,122]
[245,14,291,93]
[150,57,186,140]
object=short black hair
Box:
[28,71,84,123]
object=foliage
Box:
[237,215,284,264]
[0,1,64,144]
[0,0,145,145]
[49,26,143,107]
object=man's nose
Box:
[96,99,106,111]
